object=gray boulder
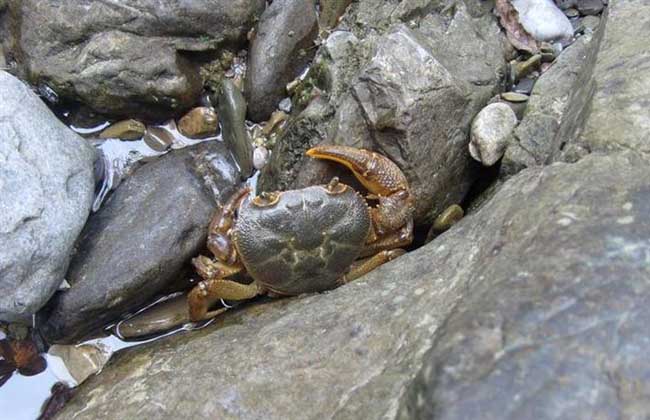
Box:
[399,151,650,420]
[502,15,605,175]
[245,0,319,121]
[40,142,240,344]
[0,71,95,323]
[5,0,265,119]
[56,150,650,419]
[571,1,650,157]
[261,1,506,223]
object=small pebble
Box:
[501,92,530,103]
[99,119,145,140]
[262,111,288,136]
[469,102,518,166]
[426,204,464,242]
[48,343,111,385]
[253,146,270,170]
[510,54,542,83]
[564,8,579,18]
[178,107,219,139]
[144,126,175,152]
[279,97,292,113]
[576,0,604,15]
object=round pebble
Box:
[469,102,518,166]
[253,146,270,170]
[501,92,530,103]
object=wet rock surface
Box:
[40,142,240,344]
[245,0,319,121]
[399,151,650,420]
[4,0,265,119]
[0,71,95,323]
[261,1,506,223]
[571,0,650,157]
[217,80,254,177]
[56,149,650,420]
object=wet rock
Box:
[99,119,145,140]
[143,126,175,153]
[511,0,574,42]
[246,0,319,121]
[0,72,95,324]
[426,204,464,242]
[56,149,650,420]
[218,80,254,177]
[177,107,219,139]
[39,142,240,344]
[570,1,650,158]
[501,92,530,103]
[48,342,111,384]
[261,3,506,224]
[501,14,606,175]
[469,103,518,166]
[513,77,535,94]
[576,0,604,15]
[399,151,650,420]
[319,0,353,30]
[7,0,265,119]
[114,294,194,340]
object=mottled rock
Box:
[571,1,650,157]
[511,0,575,42]
[319,0,353,29]
[246,0,319,121]
[501,15,606,175]
[0,72,95,323]
[469,103,518,166]
[6,0,265,119]
[56,149,650,420]
[177,107,219,139]
[261,2,506,223]
[399,151,650,420]
[40,142,240,344]
[218,80,254,177]
[99,119,145,140]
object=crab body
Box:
[235,185,370,295]
[188,145,415,321]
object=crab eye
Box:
[252,191,280,207]
[323,177,348,195]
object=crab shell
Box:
[232,184,371,296]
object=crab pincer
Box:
[306,145,415,246]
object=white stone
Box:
[469,103,518,166]
[253,146,270,170]
[511,0,574,42]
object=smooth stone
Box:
[262,111,288,136]
[7,0,265,119]
[511,0,574,42]
[99,119,145,140]
[57,151,650,420]
[501,92,530,102]
[218,80,254,178]
[48,343,111,385]
[513,77,535,94]
[114,294,195,340]
[576,0,604,15]
[245,0,319,121]
[400,151,650,419]
[177,107,219,139]
[510,54,542,83]
[565,7,580,18]
[39,142,240,344]
[426,204,464,242]
[0,71,95,323]
[253,146,270,170]
[469,103,518,166]
[143,126,175,152]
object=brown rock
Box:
[177,107,219,139]
[99,119,145,140]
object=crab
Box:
[187,145,415,321]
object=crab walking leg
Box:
[306,145,415,237]
[338,249,406,285]
[188,279,263,321]
[207,187,251,265]
[360,220,414,258]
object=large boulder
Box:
[0,71,95,324]
[399,151,650,419]
[260,0,506,223]
[3,0,265,119]
[40,142,240,344]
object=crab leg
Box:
[306,145,415,238]
[188,279,263,321]
[206,187,251,265]
[339,249,406,284]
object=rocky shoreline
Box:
[2,0,649,419]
